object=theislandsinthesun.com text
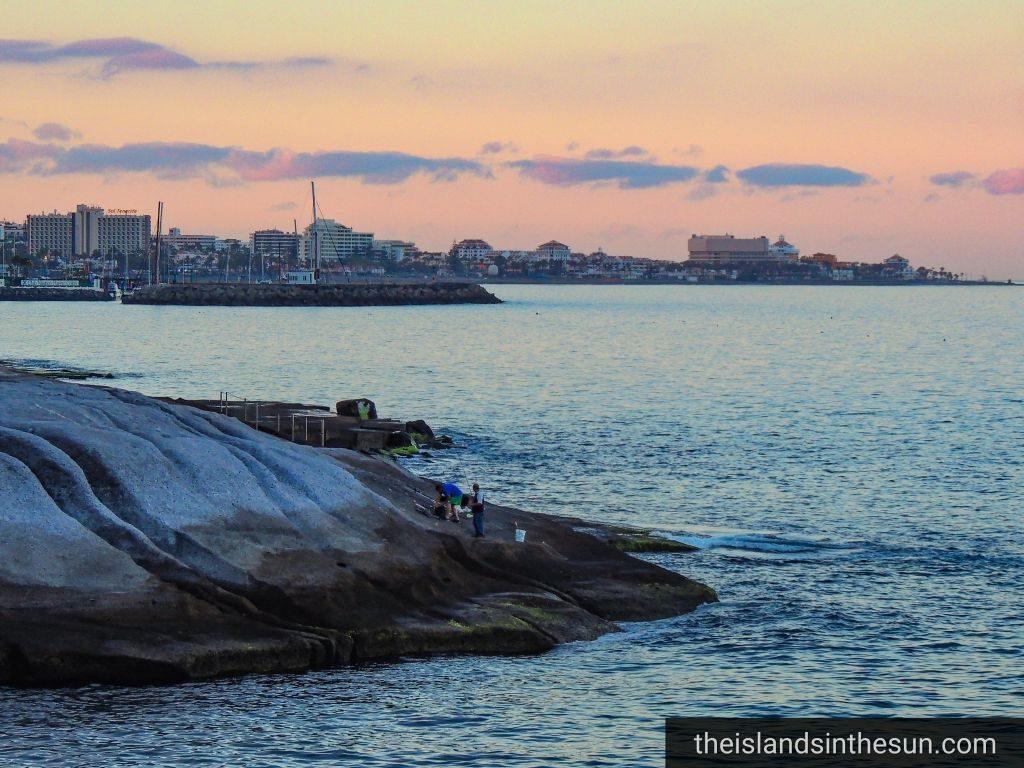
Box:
[665,718,1023,766]
[692,730,996,758]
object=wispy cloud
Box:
[736,163,873,187]
[507,155,700,189]
[982,168,1024,195]
[0,37,334,78]
[929,171,976,188]
[479,141,518,155]
[32,122,79,141]
[0,138,489,184]
[583,146,648,160]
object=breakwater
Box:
[0,287,111,302]
[122,281,501,306]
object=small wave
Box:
[655,530,861,557]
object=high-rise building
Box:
[299,219,373,263]
[95,210,151,257]
[28,205,151,258]
[27,212,74,257]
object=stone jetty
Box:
[122,281,501,306]
[0,287,111,302]
[0,368,714,687]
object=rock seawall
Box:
[122,282,501,307]
[0,288,111,302]
[0,369,714,687]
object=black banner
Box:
[666,718,1024,767]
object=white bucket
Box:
[515,528,526,543]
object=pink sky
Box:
[0,1,1021,277]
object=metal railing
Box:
[218,391,327,447]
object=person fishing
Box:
[441,482,464,522]
[432,485,451,520]
[469,483,485,538]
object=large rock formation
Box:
[121,282,501,306]
[0,369,714,686]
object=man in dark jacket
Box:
[469,483,485,537]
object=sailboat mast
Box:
[310,180,319,282]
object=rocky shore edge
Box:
[0,369,714,687]
[122,281,501,306]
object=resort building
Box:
[687,234,773,263]
[768,235,799,260]
[299,219,374,263]
[534,240,572,262]
[28,205,151,258]
[165,228,217,251]
[372,239,416,262]
[27,211,74,257]
[251,229,299,263]
[450,239,492,260]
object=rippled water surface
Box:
[1,285,1022,766]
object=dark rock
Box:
[405,419,436,444]
[336,398,378,420]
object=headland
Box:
[0,368,713,687]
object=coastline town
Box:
[0,202,984,288]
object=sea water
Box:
[0,285,1021,766]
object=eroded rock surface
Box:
[0,369,715,686]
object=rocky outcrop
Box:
[121,282,501,306]
[0,288,111,302]
[0,369,714,687]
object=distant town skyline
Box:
[0,1,1020,277]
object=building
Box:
[27,206,151,258]
[687,234,773,263]
[0,221,24,244]
[768,235,799,260]
[165,227,217,251]
[372,239,416,262]
[251,229,299,264]
[27,212,74,257]
[534,240,572,262]
[299,219,373,263]
[882,254,915,279]
[450,239,492,260]
[95,210,151,257]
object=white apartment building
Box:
[300,219,374,263]
[534,240,572,262]
[450,239,492,260]
[372,239,415,262]
[165,227,217,251]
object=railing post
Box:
[304,416,309,441]
[321,418,326,447]
[291,414,296,441]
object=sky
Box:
[0,0,1021,277]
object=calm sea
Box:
[1,285,1022,767]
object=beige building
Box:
[28,205,151,258]
[26,212,74,257]
[687,234,773,263]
